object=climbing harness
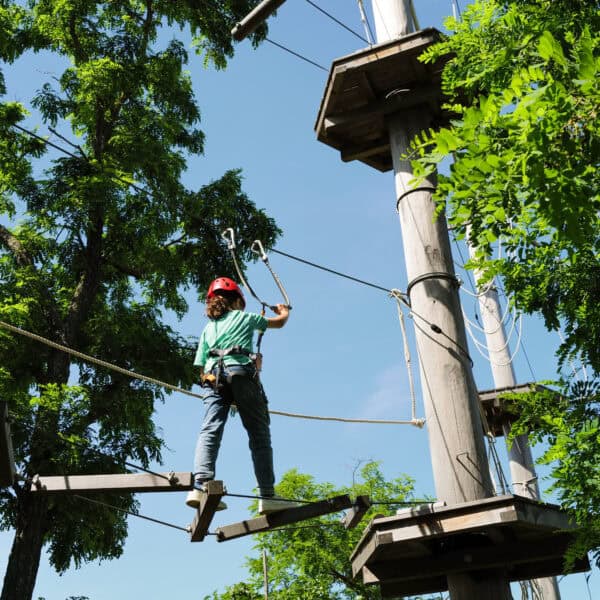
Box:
[221,228,292,371]
[206,346,258,389]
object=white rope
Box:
[270,409,424,426]
[463,307,517,353]
[0,319,208,400]
[0,320,424,426]
[391,289,419,423]
[463,311,523,367]
[462,304,514,337]
[459,280,496,299]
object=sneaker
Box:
[185,487,227,511]
[258,496,301,515]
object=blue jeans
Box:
[193,365,275,497]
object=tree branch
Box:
[0,224,32,267]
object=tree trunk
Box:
[1,491,49,600]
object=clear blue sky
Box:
[0,1,597,598]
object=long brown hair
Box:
[206,292,244,320]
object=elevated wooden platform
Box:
[315,28,451,172]
[0,402,15,487]
[351,495,588,598]
[478,383,558,437]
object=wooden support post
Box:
[189,480,225,542]
[30,471,193,494]
[342,495,371,529]
[216,494,353,542]
[0,401,16,487]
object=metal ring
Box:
[406,272,460,297]
[396,186,437,212]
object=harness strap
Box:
[208,346,254,359]
[208,346,258,387]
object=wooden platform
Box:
[478,383,558,437]
[315,28,451,172]
[351,495,588,598]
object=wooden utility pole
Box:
[370,1,511,597]
[468,248,562,599]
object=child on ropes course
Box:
[186,277,298,515]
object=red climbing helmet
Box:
[207,277,245,307]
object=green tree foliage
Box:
[411,0,600,372]
[409,0,600,568]
[508,380,600,568]
[205,462,432,600]
[0,2,277,599]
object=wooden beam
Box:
[0,402,15,487]
[216,494,353,542]
[30,471,193,494]
[341,141,390,164]
[342,495,371,529]
[189,480,225,542]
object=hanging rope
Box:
[390,289,421,425]
[464,310,524,367]
[0,319,208,400]
[0,320,422,426]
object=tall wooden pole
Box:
[468,246,562,599]
[372,1,512,597]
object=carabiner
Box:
[221,227,236,251]
[250,239,268,262]
[251,239,292,310]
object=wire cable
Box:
[61,435,175,483]
[265,38,328,72]
[304,0,368,44]
[270,248,399,296]
[12,124,405,302]
[12,123,82,160]
[12,123,163,202]
[74,494,190,533]
[225,491,312,504]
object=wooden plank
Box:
[216,494,353,542]
[341,141,390,164]
[342,495,371,529]
[30,471,193,494]
[189,480,225,542]
[0,402,15,487]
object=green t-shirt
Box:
[194,310,268,372]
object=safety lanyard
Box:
[221,228,292,311]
